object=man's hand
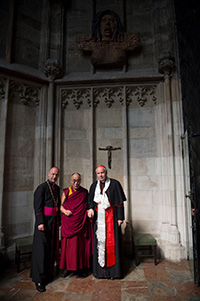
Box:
[192,209,198,216]
[65,210,72,217]
[87,209,94,218]
[118,220,123,226]
[38,224,45,231]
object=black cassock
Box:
[30,181,61,284]
[88,178,126,279]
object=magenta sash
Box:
[44,206,57,217]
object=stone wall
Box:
[0,0,194,262]
[0,75,45,260]
[0,0,176,77]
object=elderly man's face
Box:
[71,173,81,191]
[100,14,116,40]
[96,167,107,183]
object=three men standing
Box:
[31,164,126,292]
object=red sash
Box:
[105,207,115,267]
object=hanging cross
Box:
[98,145,121,169]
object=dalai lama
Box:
[60,173,93,277]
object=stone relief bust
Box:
[76,9,141,68]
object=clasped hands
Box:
[65,210,72,216]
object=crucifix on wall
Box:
[98,145,121,169]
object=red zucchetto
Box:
[96,165,106,169]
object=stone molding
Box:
[61,84,157,110]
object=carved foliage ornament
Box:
[158,52,175,76]
[44,59,62,81]
[61,85,157,110]
[127,86,157,107]
[61,88,91,109]
[93,86,124,107]
[10,81,40,106]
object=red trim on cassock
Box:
[105,207,115,267]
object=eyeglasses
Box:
[72,179,81,183]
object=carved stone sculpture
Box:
[76,10,141,68]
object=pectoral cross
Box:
[98,145,121,169]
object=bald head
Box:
[48,167,59,183]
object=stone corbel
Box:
[158,52,175,77]
[44,59,62,81]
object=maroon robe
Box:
[60,186,93,271]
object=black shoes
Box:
[61,269,69,278]
[35,282,46,292]
[78,269,88,278]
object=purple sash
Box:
[44,206,57,217]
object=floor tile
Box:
[66,277,95,293]
[121,280,149,295]
[143,267,173,286]
[147,281,177,297]
[174,281,200,297]
[92,279,122,301]
[166,267,193,283]
[0,259,199,300]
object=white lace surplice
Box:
[93,178,110,267]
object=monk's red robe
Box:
[60,186,93,271]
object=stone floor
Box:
[0,258,200,300]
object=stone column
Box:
[0,77,9,250]
[44,59,62,173]
[122,86,130,221]
[91,88,96,181]
[158,53,184,261]
[122,86,132,256]
[34,86,48,187]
